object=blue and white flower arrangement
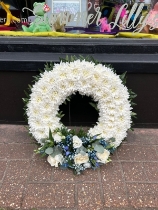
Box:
[23,56,136,174]
[36,127,115,174]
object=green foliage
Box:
[128,89,137,103]
[59,55,99,65]
[44,62,54,71]
[131,112,137,119]
[109,137,115,142]
[45,147,54,155]
[49,128,54,146]
[119,72,137,127]
[128,89,137,123]
[76,145,87,154]
[89,102,99,112]
[70,128,88,138]
[119,71,127,85]
[56,111,65,119]
[63,96,71,105]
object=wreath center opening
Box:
[59,92,99,127]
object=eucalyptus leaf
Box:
[80,150,87,155]
[76,146,87,154]
[76,148,81,154]
[50,146,62,157]
[45,147,54,155]
[80,146,87,153]
[93,143,104,153]
[92,140,100,146]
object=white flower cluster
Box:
[26,60,132,147]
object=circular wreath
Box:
[24,57,136,174]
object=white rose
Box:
[96,149,110,164]
[83,162,91,168]
[73,136,82,148]
[74,153,89,165]
[53,133,62,142]
[47,154,64,167]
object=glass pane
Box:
[46,0,88,27]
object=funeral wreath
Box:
[23,56,136,174]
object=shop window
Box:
[0,0,158,36]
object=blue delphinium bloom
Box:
[64,146,69,151]
[66,151,70,156]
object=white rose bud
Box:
[74,153,89,165]
[73,135,82,148]
[96,149,110,164]
[47,154,64,167]
[53,133,62,143]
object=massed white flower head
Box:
[26,59,132,147]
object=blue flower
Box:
[99,140,107,147]
[95,162,99,167]
[93,135,97,140]
[64,146,69,150]
[66,151,70,156]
